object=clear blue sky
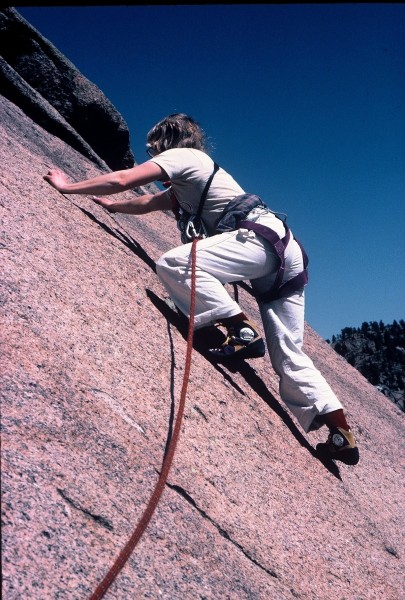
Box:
[17,4,405,340]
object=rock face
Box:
[1,33,404,600]
[0,7,135,171]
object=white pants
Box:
[156,209,343,432]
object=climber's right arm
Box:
[92,188,172,214]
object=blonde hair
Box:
[146,113,207,155]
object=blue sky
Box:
[17,4,405,340]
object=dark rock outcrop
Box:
[0,7,135,171]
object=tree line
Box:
[327,320,405,411]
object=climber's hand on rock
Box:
[91,196,116,212]
[43,168,71,193]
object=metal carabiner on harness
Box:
[184,216,208,242]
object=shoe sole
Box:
[209,338,266,361]
[316,444,360,466]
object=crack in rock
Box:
[57,488,113,531]
[167,483,278,579]
[385,545,399,558]
[89,388,146,435]
[193,404,208,421]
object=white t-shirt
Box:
[150,148,245,235]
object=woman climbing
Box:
[44,113,359,466]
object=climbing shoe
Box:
[209,320,266,361]
[316,427,360,465]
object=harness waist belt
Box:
[239,220,309,302]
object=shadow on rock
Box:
[146,290,246,397]
[146,289,342,480]
[76,205,157,273]
[229,360,342,480]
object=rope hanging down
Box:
[88,238,199,600]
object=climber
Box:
[44,113,359,466]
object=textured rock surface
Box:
[1,94,404,599]
[0,7,134,171]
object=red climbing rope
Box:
[88,238,199,600]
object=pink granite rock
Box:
[1,94,404,599]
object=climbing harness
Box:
[216,192,309,302]
[239,219,309,302]
[88,238,200,599]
